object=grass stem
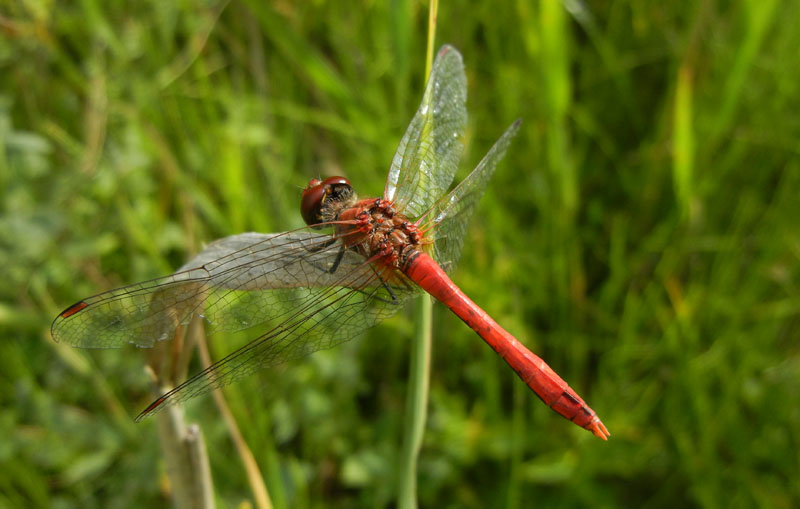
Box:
[397,4,438,506]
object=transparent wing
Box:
[136,252,418,420]
[420,120,521,273]
[51,229,413,349]
[384,44,467,219]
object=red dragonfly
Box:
[52,45,609,440]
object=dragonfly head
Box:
[301,176,354,228]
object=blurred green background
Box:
[1,0,798,507]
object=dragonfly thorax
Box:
[337,198,427,271]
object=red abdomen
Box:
[404,251,609,439]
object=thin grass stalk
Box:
[195,323,274,509]
[397,2,437,507]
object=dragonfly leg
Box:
[300,241,347,275]
[343,263,402,305]
[326,245,347,274]
[366,264,401,304]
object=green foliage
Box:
[1,0,798,507]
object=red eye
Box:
[300,176,351,226]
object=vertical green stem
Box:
[424,0,438,81]
[397,3,437,507]
[398,295,433,509]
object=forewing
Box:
[52,230,378,348]
[421,120,521,273]
[384,45,467,218]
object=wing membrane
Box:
[51,230,400,349]
[421,120,521,272]
[384,45,467,218]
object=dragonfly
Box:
[52,45,609,440]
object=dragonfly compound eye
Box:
[300,176,352,227]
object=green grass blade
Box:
[398,3,438,508]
